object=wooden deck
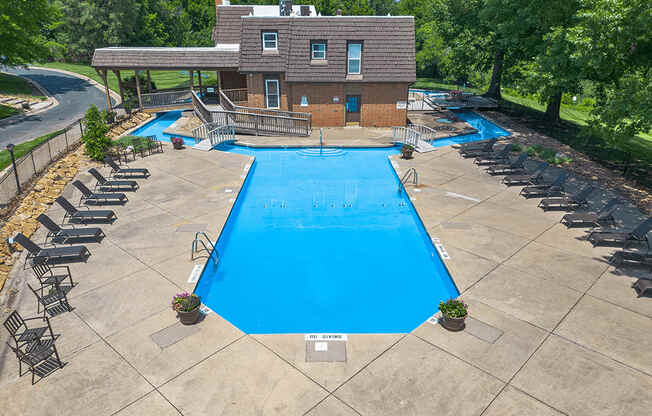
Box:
[409,91,498,111]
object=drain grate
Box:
[151,322,200,349]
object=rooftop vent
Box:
[336,9,342,16]
[300,5,310,16]
[280,0,292,16]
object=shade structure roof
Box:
[91,47,240,70]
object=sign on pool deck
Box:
[305,334,347,362]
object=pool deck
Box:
[0,139,651,415]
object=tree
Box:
[82,105,111,161]
[0,0,60,65]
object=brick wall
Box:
[247,73,289,110]
[360,83,409,127]
[289,83,346,126]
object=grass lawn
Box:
[0,130,64,171]
[0,72,46,100]
[38,62,218,94]
[0,104,19,120]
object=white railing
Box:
[192,122,225,140]
[206,125,236,146]
[408,123,438,141]
[392,126,422,148]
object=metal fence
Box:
[0,119,85,206]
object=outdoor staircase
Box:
[392,126,437,153]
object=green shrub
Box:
[525,146,537,157]
[539,148,557,161]
[511,143,523,152]
[439,299,468,318]
[81,105,111,161]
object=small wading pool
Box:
[130,110,198,146]
[430,111,510,147]
[194,146,459,334]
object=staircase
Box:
[392,127,436,153]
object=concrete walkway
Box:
[0,140,650,415]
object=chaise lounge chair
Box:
[104,158,151,179]
[72,180,128,205]
[632,277,652,297]
[55,197,117,224]
[474,144,513,166]
[502,162,548,186]
[459,139,498,158]
[13,233,90,268]
[88,168,139,192]
[587,217,652,249]
[538,185,594,211]
[560,198,619,228]
[36,214,105,244]
[520,172,568,198]
[487,153,528,175]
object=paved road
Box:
[0,67,115,147]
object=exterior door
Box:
[345,95,361,123]
[265,79,280,109]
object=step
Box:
[192,139,213,151]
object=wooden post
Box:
[135,69,143,110]
[189,70,194,93]
[112,70,125,104]
[197,70,203,96]
[217,70,222,90]
[146,70,152,92]
[96,69,113,113]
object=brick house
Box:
[92,1,416,129]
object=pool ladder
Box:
[399,168,418,192]
[191,231,219,263]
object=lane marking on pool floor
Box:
[445,191,481,202]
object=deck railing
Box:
[408,123,438,141]
[220,88,248,105]
[392,126,422,148]
[140,90,192,108]
[206,125,236,146]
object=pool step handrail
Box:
[191,231,219,263]
[399,168,418,192]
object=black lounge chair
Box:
[88,168,139,192]
[73,180,128,205]
[632,278,652,297]
[459,139,497,158]
[487,153,528,175]
[538,186,594,211]
[587,217,652,249]
[13,233,90,268]
[560,198,619,228]
[503,162,548,186]
[37,214,105,244]
[56,196,117,224]
[26,282,72,318]
[458,138,495,150]
[474,144,513,166]
[609,250,652,271]
[104,157,151,179]
[520,172,568,198]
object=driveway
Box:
[0,67,115,147]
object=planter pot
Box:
[172,142,184,150]
[177,306,201,325]
[401,150,414,159]
[440,313,466,331]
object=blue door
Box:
[345,95,360,123]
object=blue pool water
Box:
[430,111,510,147]
[195,146,459,333]
[130,110,198,146]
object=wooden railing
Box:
[393,126,422,148]
[221,88,248,105]
[192,92,213,123]
[140,90,192,108]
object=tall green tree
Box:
[0,0,61,65]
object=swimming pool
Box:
[430,111,510,147]
[130,110,198,146]
[194,146,459,333]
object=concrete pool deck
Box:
[0,141,650,415]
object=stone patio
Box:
[0,134,650,415]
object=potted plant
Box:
[171,137,184,150]
[172,292,201,325]
[439,299,468,331]
[401,144,415,159]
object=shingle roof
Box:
[91,47,239,70]
[239,16,416,83]
[215,6,253,44]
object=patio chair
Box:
[457,138,495,150]
[7,341,64,385]
[55,196,117,224]
[520,172,568,198]
[502,162,548,186]
[13,233,91,268]
[538,185,594,211]
[587,217,652,249]
[3,311,57,350]
[37,214,105,245]
[146,135,164,154]
[73,180,128,205]
[104,157,151,179]
[486,153,528,175]
[88,168,139,192]
[560,198,619,228]
[32,261,74,289]
[459,139,497,158]
[26,282,72,318]
[474,144,513,166]
[609,250,652,271]
[632,277,652,298]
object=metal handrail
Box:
[191,231,219,262]
[399,168,418,192]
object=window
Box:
[265,79,280,109]
[300,95,308,106]
[311,42,326,60]
[262,32,277,51]
[347,42,362,74]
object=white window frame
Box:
[265,79,280,109]
[262,32,278,51]
[347,42,362,74]
[311,42,326,60]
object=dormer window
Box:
[347,42,362,74]
[262,32,278,51]
[311,41,326,60]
